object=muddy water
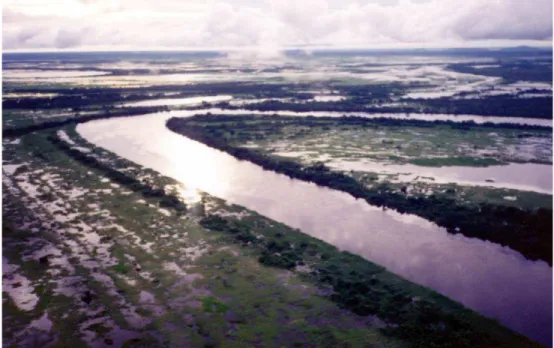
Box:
[78,111,552,345]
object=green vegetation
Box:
[201,297,229,314]
[110,261,131,274]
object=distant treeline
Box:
[215,94,553,119]
[447,61,553,83]
[2,82,318,110]
[3,93,164,110]
[4,104,550,141]
[7,78,551,118]
[167,115,552,264]
[6,81,310,95]
[406,96,553,119]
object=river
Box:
[77,110,553,346]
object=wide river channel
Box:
[77,110,552,346]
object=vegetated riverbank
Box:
[3,126,542,348]
[166,114,552,265]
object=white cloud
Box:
[2,0,552,51]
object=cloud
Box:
[451,0,553,41]
[2,0,552,51]
[55,28,89,49]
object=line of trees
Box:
[214,94,553,119]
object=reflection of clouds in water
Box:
[388,210,439,230]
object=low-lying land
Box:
[166,114,552,264]
[2,121,542,347]
[3,49,552,348]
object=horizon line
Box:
[3,44,553,55]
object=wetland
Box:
[3,48,552,347]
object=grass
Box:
[109,261,131,274]
[201,296,229,314]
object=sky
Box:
[2,0,553,52]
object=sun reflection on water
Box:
[177,187,202,205]
[158,125,230,199]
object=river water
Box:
[77,110,552,345]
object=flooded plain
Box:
[77,111,553,345]
[4,58,551,103]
